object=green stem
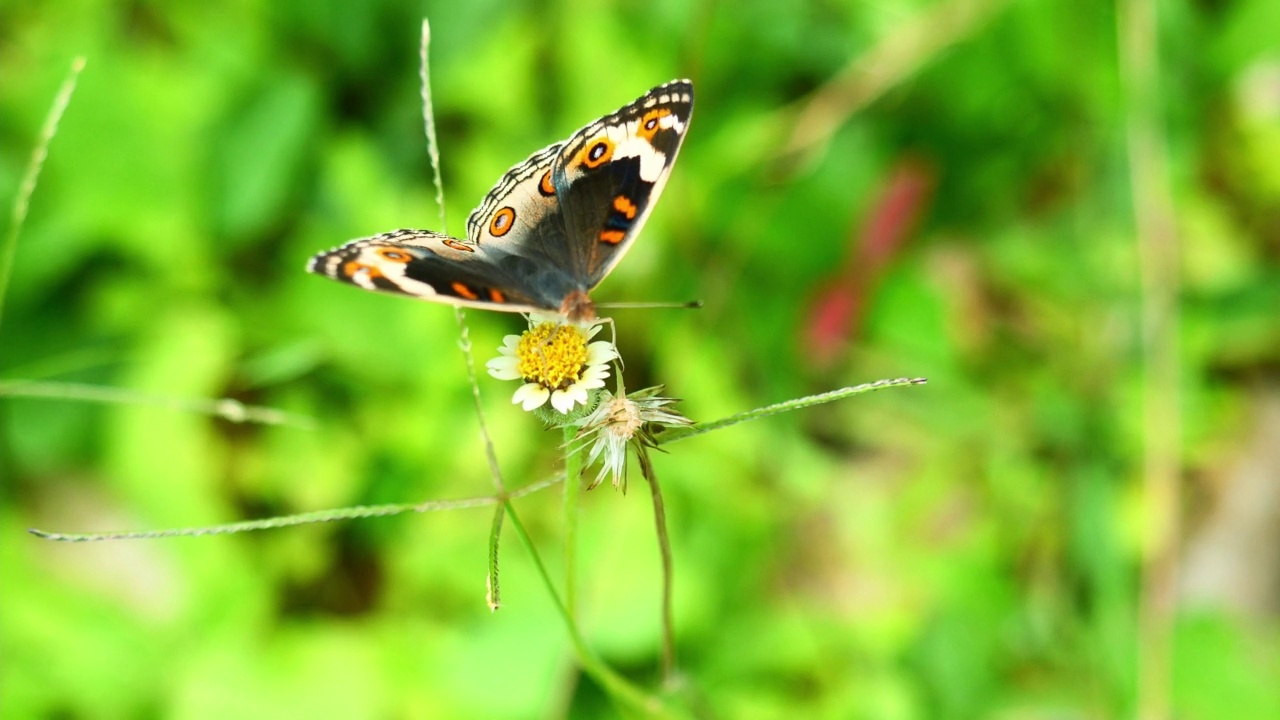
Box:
[503,499,662,716]
[486,502,504,611]
[562,423,582,619]
[639,446,677,684]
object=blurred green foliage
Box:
[3,0,1279,717]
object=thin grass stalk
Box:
[0,57,85,340]
[1119,0,1183,717]
[658,377,926,446]
[0,380,315,429]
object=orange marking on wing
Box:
[451,282,479,300]
[489,288,506,303]
[613,195,637,219]
[578,138,614,169]
[637,108,672,140]
[375,248,412,263]
[344,261,383,279]
[599,230,626,245]
[539,170,555,196]
[489,207,516,237]
[442,238,474,253]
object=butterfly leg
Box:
[599,316,625,373]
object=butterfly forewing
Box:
[464,142,564,253]
[554,80,694,287]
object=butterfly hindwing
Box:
[306,229,567,313]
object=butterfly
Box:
[308,79,694,323]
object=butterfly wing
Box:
[553,80,694,288]
[309,144,584,314]
[466,142,565,255]
[309,79,694,316]
[306,228,574,314]
[462,79,695,292]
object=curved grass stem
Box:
[503,499,665,717]
[638,445,677,684]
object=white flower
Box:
[571,387,692,492]
[486,316,617,415]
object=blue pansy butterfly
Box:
[308,80,694,323]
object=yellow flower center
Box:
[516,322,589,390]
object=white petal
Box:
[577,376,606,391]
[564,383,590,406]
[581,363,610,378]
[585,323,604,340]
[586,341,617,364]
[512,383,550,411]
[579,365,611,384]
[550,390,573,414]
[486,356,522,380]
[550,381,588,409]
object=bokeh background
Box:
[4,0,1279,717]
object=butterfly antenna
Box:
[594,304,702,372]
[595,300,703,311]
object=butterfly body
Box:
[308,80,694,323]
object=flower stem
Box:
[638,446,677,684]
[503,499,663,716]
[562,423,582,619]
